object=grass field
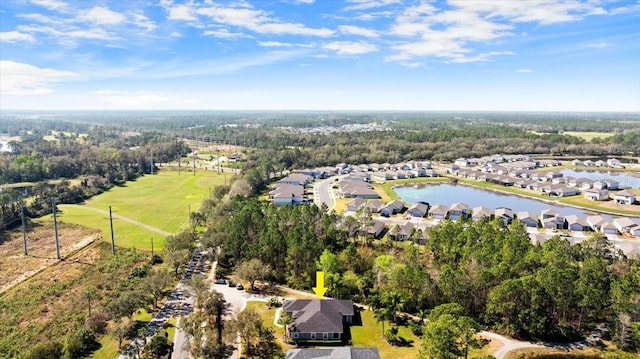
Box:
[563,131,616,141]
[37,169,227,250]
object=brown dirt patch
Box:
[0,222,100,293]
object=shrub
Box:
[24,340,63,359]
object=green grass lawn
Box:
[36,170,226,250]
[351,309,421,359]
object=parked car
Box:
[236,283,244,291]
[214,278,226,285]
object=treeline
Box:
[0,130,189,232]
[201,196,640,350]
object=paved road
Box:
[118,247,207,358]
[60,204,172,237]
[171,258,249,359]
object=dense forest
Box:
[199,196,640,351]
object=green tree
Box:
[108,318,133,350]
[236,258,272,291]
[145,269,171,308]
[145,331,170,358]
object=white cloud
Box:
[258,41,294,47]
[323,41,378,55]
[168,4,197,21]
[291,0,315,3]
[516,68,533,73]
[450,51,514,63]
[0,60,79,95]
[448,0,604,25]
[196,5,334,37]
[203,28,248,39]
[29,0,69,12]
[133,13,157,31]
[80,6,126,25]
[257,41,314,48]
[0,31,36,43]
[584,41,611,48]
[338,25,379,37]
[344,0,403,11]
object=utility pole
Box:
[87,292,92,318]
[192,151,196,176]
[21,206,27,256]
[52,197,61,260]
[109,205,115,255]
[150,151,154,174]
[151,237,154,258]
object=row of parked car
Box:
[214,277,244,290]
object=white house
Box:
[613,190,636,205]
[584,189,609,201]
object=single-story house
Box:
[380,200,405,217]
[344,172,371,183]
[283,299,354,342]
[584,188,609,201]
[449,202,470,221]
[607,158,623,168]
[363,199,385,213]
[388,222,415,241]
[529,233,548,246]
[495,207,514,225]
[454,158,471,167]
[613,217,639,234]
[600,221,619,235]
[541,209,561,220]
[345,198,367,212]
[587,215,607,232]
[547,184,580,197]
[613,190,636,205]
[566,215,590,232]
[361,221,386,239]
[517,211,539,228]
[371,171,395,183]
[472,206,493,222]
[270,184,305,206]
[407,202,429,218]
[279,173,314,187]
[340,182,380,199]
[285,347,380,359]
[542,216,564,229]
[428,204,449,220]
[603,179,620,190]
[571,159,583,166]
[582,160,595,167]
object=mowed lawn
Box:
[38,170,227,250]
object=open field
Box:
[0,222,100,294]
[37,170,226,250]
[0,240,174,358]
[563,131,616,141]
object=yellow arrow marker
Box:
[313,271,327,298]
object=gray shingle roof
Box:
[283,299,354,334]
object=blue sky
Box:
[0,0,639,112]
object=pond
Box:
[394,184,609,219]
[559,169,640,189]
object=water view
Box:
[394,183,611,219]
[559,169,640,188]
